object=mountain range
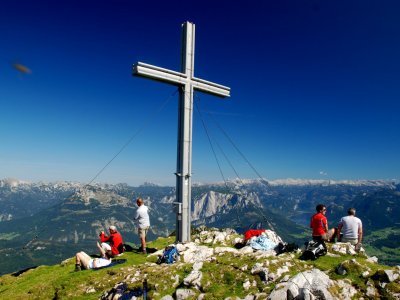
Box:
[0,178,399,275]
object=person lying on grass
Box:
[75,242,111,271]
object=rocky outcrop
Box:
[268,269,334,300]
[98,228,400,300]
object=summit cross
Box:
[132,21,230,242]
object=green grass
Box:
[0,232,20,240]
[0,239,157,299]
[0,250,148,299]
[362,227,400,265]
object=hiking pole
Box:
[143,278,147,300]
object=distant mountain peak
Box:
[140,182,160,187]
[0,178,30,187]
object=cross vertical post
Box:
[132,21,230,242]
[176,22,194,243]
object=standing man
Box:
[310,204,329,243]
[99,225,124,257]
[134,198,150,254]
[337,208,363,249]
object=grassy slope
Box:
[0,237,174,300]
[1,232,400,300]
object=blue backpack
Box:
[157,245,180,264]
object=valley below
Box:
[0,178,399,276]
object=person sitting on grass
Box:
[75,242,111,271]
[99,225,124,257]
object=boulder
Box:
[178,243,214,263]
[183,270,203,289]
[268,269,334,300]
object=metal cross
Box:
[132,21,230,242]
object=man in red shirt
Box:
[310,204,328,243]
[99,225,124,257]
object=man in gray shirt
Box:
[337,208,363,248]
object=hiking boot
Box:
[74,264,81,272]
[143,249,147,255]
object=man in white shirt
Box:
[134,198,150,254]
[337,208,363,249]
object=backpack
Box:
[300,240,327,260]
[157,245,180,264]
[276,242,299,255]
[117,243,126,254]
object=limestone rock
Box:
[384,270,399,282]
[336,279,358,300]
[243,280,251,290]
[214,246,239,254]
[183,270,203,289]
[239,246,254,254]
[176,288,196,300]
[366,256,378,263]
[178,243,214,263]
[268,269,334,300]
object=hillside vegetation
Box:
[1,228,399,300]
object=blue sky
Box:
[1,0,399,185]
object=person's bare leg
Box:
[75,252,82,271]
[75,253,81,264]
[141,236,146,252]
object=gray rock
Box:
[214,246,239,254]
[384,270,399,282]
[197,294,206,300]
[193,261,203,271]
[176,288,196,300]
[255,293,268,299]
[268,269,334,300]
[366,285,377,298]
[85,287,96,293]
[183,270,203,289]
[362,271,370,278]
[336,279,358,300]
[239,246,254,254]
[243,280,251,290]
[276,265,289,277]
[101,282,128,300]
[336,264,347,275]
[250,263,265,274]
[366,256,378,263]
[372,269,399,283]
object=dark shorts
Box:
[312,235,325,243]
[312,236,327,250]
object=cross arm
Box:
[192,77,230,98]
[133,62,186,86]
[133,62,230,98]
